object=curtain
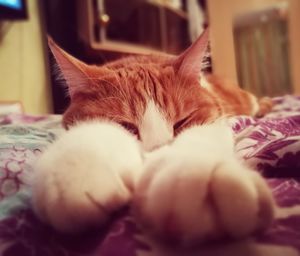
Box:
[234,15,292,97]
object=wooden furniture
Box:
[76,0,190,56]
[44,0,194,113]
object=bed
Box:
[0,95,300,256]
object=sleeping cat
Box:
[32,30,275,247]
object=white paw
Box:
[133,147,275,247]
[32,121,142,233]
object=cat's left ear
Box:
[47,37,97,98]
[173,29,209,80]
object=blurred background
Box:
[0,0,299,114]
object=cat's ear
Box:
[173,29,209,80]
[48,37,92,98]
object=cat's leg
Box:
[32,121,142,233]
[133,121,275,246]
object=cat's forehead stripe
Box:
[140,100,173,152]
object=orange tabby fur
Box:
[48,32,267,135]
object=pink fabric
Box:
[0,96,300,255]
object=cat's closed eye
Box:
[173,116,190,134]
[119,121,139,138]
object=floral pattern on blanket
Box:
[230,95,300,177]
[0,96,300,256]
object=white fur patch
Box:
[134,121,275,246]
[32,115,276,247]
[200,75,212,91]
[32,121,143,233]
[140,100,173,152]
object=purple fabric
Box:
[1,96,300,255]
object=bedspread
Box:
[0,95,300,256]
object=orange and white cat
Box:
[32,30,275,247]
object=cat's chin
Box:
[132,122,275,247]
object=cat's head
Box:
[49,30,221,151]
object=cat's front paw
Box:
[133,149,275,247]
[32,121,142,233]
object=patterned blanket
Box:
[0,96,300,256]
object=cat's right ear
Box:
[48,37,91,98]
[172,29,209,82]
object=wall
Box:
[207,0,300,94]
[0,0,52,114]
